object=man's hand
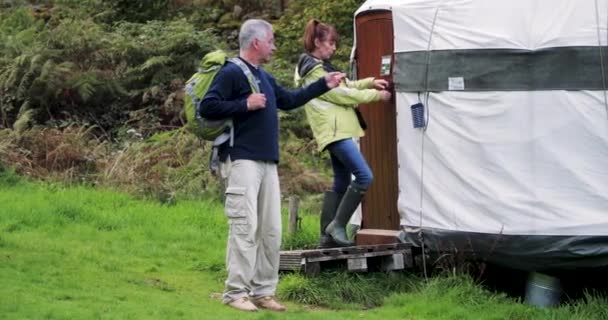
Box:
[373,79,389,90]
[246,93,266,111]
[324,72,346,89]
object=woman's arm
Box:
[345,77,375,90]
[306,68,382,106]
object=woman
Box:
[294,19,391,247]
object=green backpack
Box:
[184,50,260,146]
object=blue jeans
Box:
[325,138,373,194]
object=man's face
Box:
[255,31,276,64]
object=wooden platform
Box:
[279,243,412,275]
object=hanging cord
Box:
[418,3,442,282]
[594,0,608,119]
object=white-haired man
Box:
[200,19,344,312]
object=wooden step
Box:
[279,243,413,275]
[355,229,406,245]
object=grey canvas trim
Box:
[402,226,608,271]
[394,46,608,91]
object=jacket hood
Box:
[295,53,323,85]
[297,53,322,77]
[294,53,345,87]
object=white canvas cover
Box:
[356,1,608,245]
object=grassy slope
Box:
[1,176,605,320]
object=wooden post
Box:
[304,259,320,276]
[288,195,300,234]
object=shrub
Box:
[98,130,222,202]
[0,126,106,182]
[0,5,223,134]
[103,0,171,23]
[0,126,223,201]
[268,0,367,85]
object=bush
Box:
[0,5,224,135]
[268,0,367,85]
[103,0,171,23]
[98,130,222,203]
[0,126,106,182]
[0,126,222,201]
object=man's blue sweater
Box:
[199,58,329,163]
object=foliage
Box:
[279,130,331,195]
[0,125,326,200]
[269,0,367,85]
[0,5,222,135]
[0,126,106,182]
[98,129,223,203]
[103,0,172,22]
[0,0,364,131]
[0,126,223,201]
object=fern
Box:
[3,54,29,88]
[13,104,34,132]
[15,54,44,100]
[0,7,36,35]
[16,70,36,100]
[0,2,223,132]
[139,56,173,72]
[72,73,102,102]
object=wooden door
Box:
[356,11,399,230]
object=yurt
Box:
[353,0,608,270]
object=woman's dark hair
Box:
[303,19,339,53]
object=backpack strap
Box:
[228,57,260,93]
[208,57,260,171]
[215,57,260,147]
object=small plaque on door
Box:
[380,55,391,76]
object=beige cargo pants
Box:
[220,158,281,304]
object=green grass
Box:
[1,171,606,319]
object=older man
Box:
[199,19,344,312]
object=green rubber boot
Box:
[319,191,342,248]
[325,186,364,247]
